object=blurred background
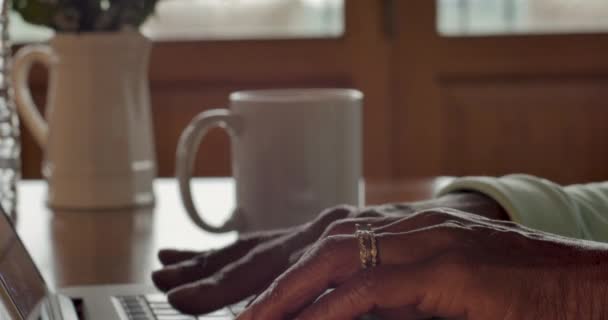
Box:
[14,0,608,184]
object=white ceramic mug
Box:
[176,89,363,232]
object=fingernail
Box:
[158,249,178,264]
[151,270,169,291]
[167,288,189,313]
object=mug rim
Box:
[230,88,363,103]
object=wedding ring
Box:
[355,224,378,269]
[356,224,370,268]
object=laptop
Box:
[0,210,245,320]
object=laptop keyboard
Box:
[116,294,247,320]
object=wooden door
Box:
[393,1,608,184]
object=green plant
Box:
[12,0,160,32]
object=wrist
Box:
[411,192,510,221]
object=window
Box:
[10,0,344,43]
[438,0,608,36]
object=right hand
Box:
[152,192,508,315]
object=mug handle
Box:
[176,109,244,233]
[12,45,56,148]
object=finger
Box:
[238,227,462,320]
[158,228,289,266]
[153,229,289,292]
[354,208,385,218]
[166,206,354,315]
[290,216,393,264]
[296,260,470,320]
[158,249,200,266]
[292,216,395,265]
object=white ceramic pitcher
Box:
[12,31,157,209]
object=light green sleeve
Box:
[436,174,608,242]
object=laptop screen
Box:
[0,212,47,319]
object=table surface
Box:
[15,178,449,289]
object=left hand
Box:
[236,208,608,320]
[152,192,507,314]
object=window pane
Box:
[438,0,608,36]
[10,0,344,43]
[144,0,344,40]
[10,11,52,43]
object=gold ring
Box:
[355,224,378,269]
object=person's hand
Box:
[152,203,407,314]
[237,208,608,320]
[152,192,507,315]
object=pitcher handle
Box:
[12,45,56,148]
[176,109,245,233]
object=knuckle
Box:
[497,220,521,228]
[439,220,468,229]
[412,209,451,225]
[415,208,473,224]
[355,208,382,218]
[436,207,478,221]
[306,206,357,238]
[203,270,224,287]
[322,219,356,238]
[317,205,356,223]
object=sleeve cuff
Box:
[435,174,585,239]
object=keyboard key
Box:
[116,294,247,319]
[153,309,182,316]
[155,315,196,320]
[145,293,168,303]
[203,308,233,316]
[197,315,233,320]
[117,296,155,320]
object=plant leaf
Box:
[12,0,58,30]
[12,0,160,32]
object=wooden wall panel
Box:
[440,77,608,184]
[393,0,608,184]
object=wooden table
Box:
[15,178,450,289]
